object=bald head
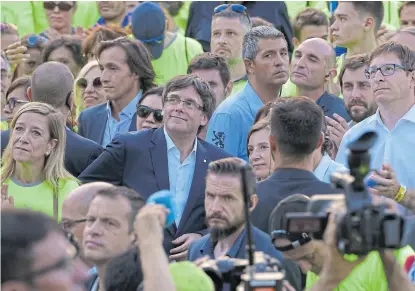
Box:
[391,28,415,51]
[291,38,337,90]
[301,38,336,68]
[63,182,114,218]
[31,62,74,109]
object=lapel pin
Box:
[203,159,206,163]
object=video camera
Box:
[201,164,286,291]
[286,131,406,255]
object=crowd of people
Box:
[1,1,415,291]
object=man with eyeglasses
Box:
[1,208,89,291]
[61,182,114,266]
[336,41,415,191]
[79,74,231,261]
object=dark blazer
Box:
[188,225,302,291]
[251,168,341,233]
[78,127,232,253]
[77,103,137,145]
[1,128,103,177]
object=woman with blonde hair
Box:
[1,102,79,220]
[74,60,105,119]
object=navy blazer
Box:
[1,128,103,177]
[188,225,302,291]
[251,168,342,234]
[78,103,137,145]
[79,127,232,252]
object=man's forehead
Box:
[88,195,130,217]
[370,53,402,66]
[206,173,241,191]
[335,2,358,16]
[257,38,287,51]
[212,17,245,29]
[343,66,368,81]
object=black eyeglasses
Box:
[271,229,311,252]
[60,218,87,232]
[43,1,74,11]
[165,96,204,111]
[5,97,29,111]
[137,105,163,122]
[365,63,410,79]
[76,77,102,90]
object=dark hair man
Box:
[61,182,113,265]
[292,8,329,47]
[251,97,341,233]
[399,2,415,29]
[0,62,104,177]
[331,2,384,58]
[78,37,156,147]
[336,41,415,192]
[188,157,302,291]
[187,52,233,140]
[79,74,231,260]
[290,38,351,121]
[1,209,89,291]
[207,26,289,161]
[83,186,145,291]
[327,54,377,155]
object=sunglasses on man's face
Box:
[43,1,74,12]
[136,105,163,123]
[76,77,102,90]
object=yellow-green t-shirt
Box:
[5,177,79,220]
[1,120,8,131]
[152,33,203,85]
[231,78,248,97]
[306,245,415,290]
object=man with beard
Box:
[187,157,302,291]
[326,54,377,155]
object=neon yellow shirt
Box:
[4,177,79,220]
[1,121,8,131]
[306,246,415,290]
[231,79,248,96]
[152,33,203,85]
[286,1,330,21]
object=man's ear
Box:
[27,87,32,102]
[325,68,337,82]
[363,16,375,32]
[249,194,258,212]
[224,81,233,98]
[316,132,324,150]
[244,59,255,75]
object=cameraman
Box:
[270,195,415,290]
[187,157,302,291]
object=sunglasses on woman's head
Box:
[76,77,102,90]
[136,105,163,122]
[43,1,74,11]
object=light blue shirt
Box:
[102,90,142,147]
[314,154,348,183]
[164,128,197,226]
[336,106,415,189]
[206,82,263,161]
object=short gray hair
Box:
[212,8,252,32]
[242,26,287,60]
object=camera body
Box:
[201,252,285,291]
[286,131,406,255]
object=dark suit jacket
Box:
[185,1,294,55]
[79,127,232,253]
[251,168,341,233]
[188,225,302,291]
[78,103,137,145]
[1,128,103,177]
